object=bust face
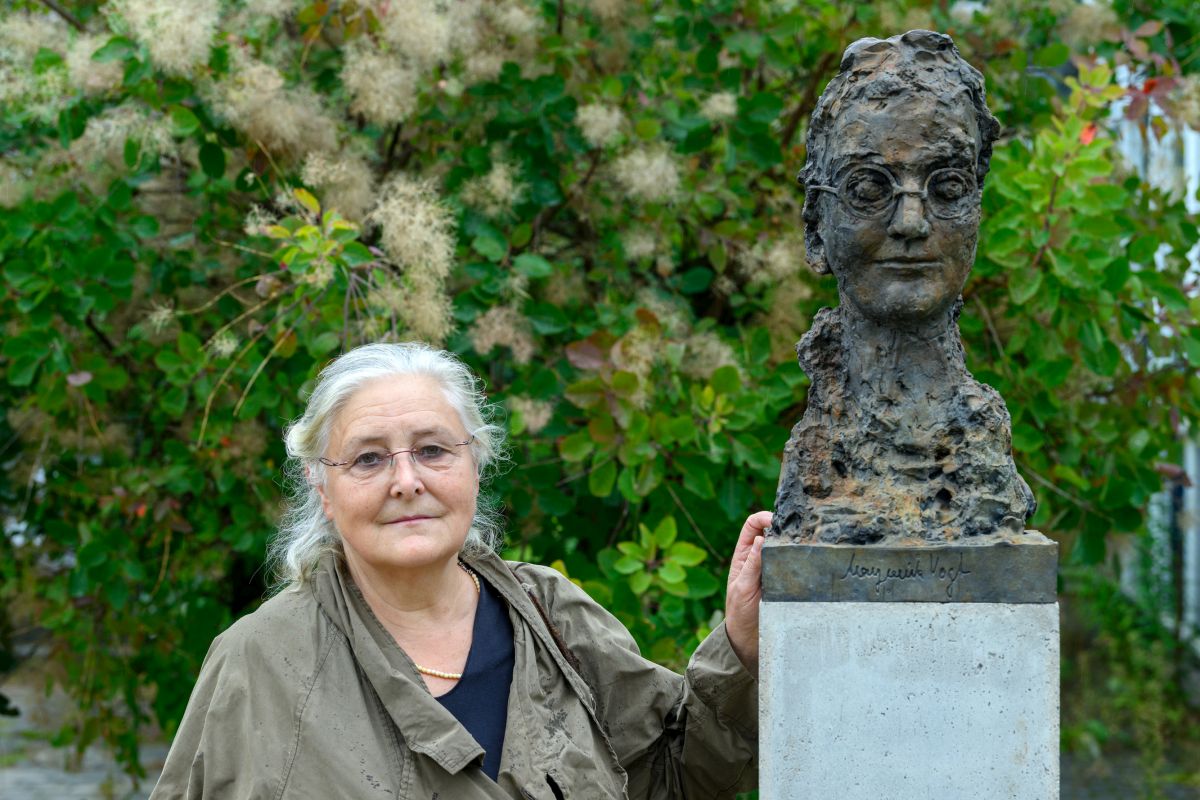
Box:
[815,89,981,326]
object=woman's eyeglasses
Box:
[319,435,474,482]
[808,165,978,220]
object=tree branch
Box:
[38,0,85,32]
[779,50,838,151]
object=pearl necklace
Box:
[413,561,480,681]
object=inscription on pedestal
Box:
[763,535,1057,603]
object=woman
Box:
[151,342,767,799]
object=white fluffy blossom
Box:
[1059,1,1120,51]
[585,0,626,21]
[369,175,457,281]
[613,147,680,203]
[576,103,624,148]
[65,35,125,96]
[1175,75,1200,131]
[375,0,452,70]
[0,12,64,61]
[622,228,658,261]
[460,161,525,218]
[109,0,219,75]
[209,53,338,160]
[246,0,298,20]
[700,92,738,122]
[301,152,376,223]
[342,45,419,126]
[0,161,30,208]
[681,330,738,381]
[470,305,535,364]
[69,103,174,170]
[509,396,553,434]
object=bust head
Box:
[799,31,1001,327]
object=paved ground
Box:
[2,676,1197,799]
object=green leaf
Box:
[588,459,617,497]
[307,331,340,356]
[92,36,136,63]
[33,48,63,74]
[666,415,696,443]
[199,143,226,179]
[529,303,569,334]
[8,354,42,386]
[668,541,707,567]
[472,234,507,262]
[130,216,159,238]
[634,118,662,140]
[711,364,740,395]
[613,555,643,575]
[559,430,593,462]
[1008,267,1043,305]
[740,93,783,125]
[293,188,320,215]
[654,516,678,548]
[616,541,647,559]
[658,561,686,584]
[169,106,201,137]
[336,243,370,268]
[629,570,652,594]
[677,267,712,294]
[677,456,716,499]
[681,569,721,598]
[513,253,553,278]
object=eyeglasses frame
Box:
[807,164,979,221]
[318,433,476,475]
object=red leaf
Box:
[1133,20,1163,38]
[1142,78,1159,94]
[1080,123,1098,145]
[565,338,607,371]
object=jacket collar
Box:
[309,553,485,774]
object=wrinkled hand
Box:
[724,510,771,677]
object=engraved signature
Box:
[840,551,972,599]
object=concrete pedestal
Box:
[760,601,1060,799]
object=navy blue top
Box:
[436,571,515,781]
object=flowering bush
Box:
[1,0,1198,776]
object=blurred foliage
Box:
[1,0,1198,779]
[1061,560,1200,798]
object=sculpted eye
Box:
[931,173,969,201]
[846,172,889,203]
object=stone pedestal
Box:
[760,536,1060,800]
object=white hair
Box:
[268,342,507,588]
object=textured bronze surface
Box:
[770,30,1036,546]
[762,533,1058,603]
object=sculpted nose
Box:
[886,193,931,240]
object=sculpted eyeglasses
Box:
[319,434,475,482]
[808,165,978,220]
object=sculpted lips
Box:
[875,256,939,271]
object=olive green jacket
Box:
[150,550,758,799]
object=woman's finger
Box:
[730,511,772,579]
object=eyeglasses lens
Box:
[838,167,975,219]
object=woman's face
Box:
[316,374,479,574]
[816,91,981,325]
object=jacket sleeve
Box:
[149,624,294,800]
[520,565,757,800]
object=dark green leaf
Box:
[199,143,226,179]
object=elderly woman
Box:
[151,342,767,799]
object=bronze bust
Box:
[770,30,1036,545]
